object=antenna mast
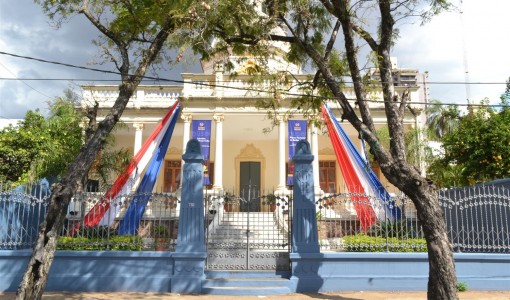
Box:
[460,1,471,105]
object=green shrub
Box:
[343,234,427,252]
[79,225,118,238]
[57,235,143,251]
[457,281,468,292]
[367,220,423,239]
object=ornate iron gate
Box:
[205,189,291,270]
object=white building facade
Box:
[82,54,427,201]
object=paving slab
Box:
[2,291,510,300]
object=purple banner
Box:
[288,120,307,185]
[288,120,307,159]
[192,120,212,185]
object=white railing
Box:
[81,85,182,109]
[81,74,423,111]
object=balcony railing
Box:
[81,73,423,111]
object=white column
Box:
[133,123,144,155]
[277,115,287,191]
[213,114,224,191]
[214,63,224,99]
[310,123,321,192]
[180,114,192,188]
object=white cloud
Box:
[1,0,509,120]
[394,0,510,104]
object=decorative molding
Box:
[213,114,224,122]
[319,147,335,155]
[167,147,181,155]
[181,114,192,123]
[133,123,145,131]
[275,114,288,123]
[236,144,264,159]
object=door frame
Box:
[234,144,266,197]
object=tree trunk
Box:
[15,183,73,300]
[386,167,459,300]
[411,188,458,300]
[15,9,175,297]
[16,92,133,300]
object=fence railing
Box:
[316,192,425,252]
[1,183,509,253]
[316,184,510,253]
[0,188,180,251]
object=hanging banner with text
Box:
[192,120,212,185]
[287,120,307,185]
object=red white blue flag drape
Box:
[321,103,400,230]
[78,101,181,232]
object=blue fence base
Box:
[171,252,206,294]
[1,251,509,293]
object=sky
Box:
[1,0,510,120]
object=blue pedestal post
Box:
[172,139,206,293]
[290,140,323,292]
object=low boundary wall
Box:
[1,251,509,293]
[290,252,510,292]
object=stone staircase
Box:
[202,271,292,295]
[208,212,288,247]
[203,212,291,295]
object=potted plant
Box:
[152,225,170,251]
[265,194,277,212]
[223,192,236,212]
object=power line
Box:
[0,77,507,85]
[0,62,52,99]
[1,51,508,108]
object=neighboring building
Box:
[368,57,429,103]
[82,50,427,200]
[0,119,22,130]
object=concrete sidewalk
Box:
[2,291,510,300]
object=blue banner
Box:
[288,120,307,185]
[192,120,212,185]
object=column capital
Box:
[214,62,224,73]
[276,114,288,123]
[213,114,224,122]
[181,114,192,123]
[133,122,145,131]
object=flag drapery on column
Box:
[77,101,181,232]
[321,103,400,230]
[117,102,181,234]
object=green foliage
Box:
[80,225,117,238]
[0,96,82,184]
[57,235,143,251]
[456,281,468,292]
[93,129,132,189]
[375,126,433,168]
[0,93,130,187]
[343,234,427,252]
[151,225,169,238]
[426,99,460,140]
[367,220,423,239]
[35,0,199,71]
[431,99,510,187]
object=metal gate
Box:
[205,188,291,270]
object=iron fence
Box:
[1,182,509,253]
[316,190,426,252]
[0,183,179,251]
[316,184,510,253]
